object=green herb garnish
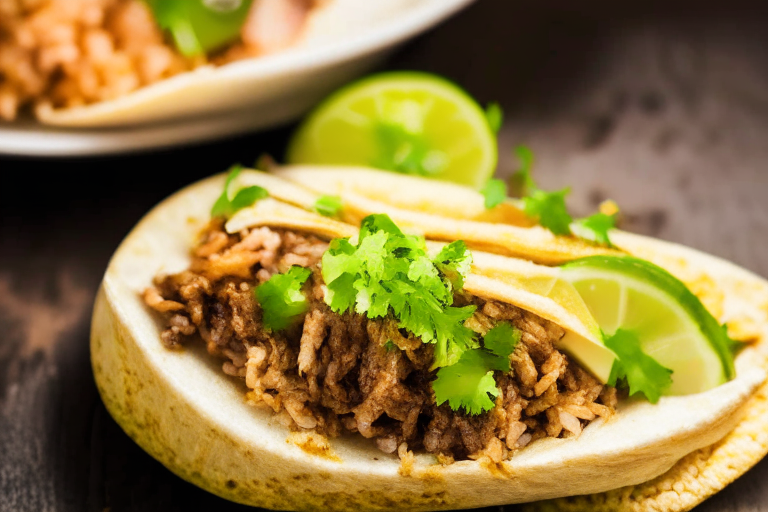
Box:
[573,212,617,247]
[314,195,343,217]
[255,266,312,331]
[511,146,573,235]
[433,239,472,293]
[433,322,520,414]
[605,329,673,404]
[524,188,574,236]
[211,165,268,218]
[511,145,619,245]
[485,102,503,134]
[321,214,477,368]
[482,322,521,357]
[481,178,507,209]
[509,145,536,195]
[147,0,253,56]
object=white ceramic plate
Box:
[0,0,475,157]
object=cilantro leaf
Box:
[509,145,536,196]
[147,0,253,56]
[509,146,574,235]
[483,322,520,359]
[605,329,673,404]
[433,350,502,415]
[373,106,447,177]
[255,266,312,331]
[523,188,573,236]
[481,179,507,209]
[314,195,343,217]
[211,165,268,218]
[433,240,472,292]
[321,214,477,368]
[485,102,504,133]
[510,145,623,244]
[432,322,520,415]
[573,212,616,247]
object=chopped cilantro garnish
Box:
[211,165,269,218]
[314,195,343,217]
[573,212,617,247]
[147,0,253,56]
[483,322,521,358]
[373,104,447,177]
[321,214,477,368]
[485,102,504,133]
[509,145,536,196]
[433,322,520,415]
[433,240,472,292]
[432,350,504,415]
[481,179,507,209]
[605,329,673,404]
[510,145,574,235]
[524,188,574,236]
[255,266,312,331]
[510,145,619,245]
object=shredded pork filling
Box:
[145,220,617,461]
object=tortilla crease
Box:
[91,172,768,512]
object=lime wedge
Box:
[561,256,735,395]
[286,72,498,189]
[463,251,616,383]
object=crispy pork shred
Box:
[145,220,617,461]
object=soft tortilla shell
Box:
[526,232,768,512]
[90,174,768,511]
[274,166,619,265]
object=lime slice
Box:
[286,72,498,189]
[464,251,616,382]
[561,256,735,395]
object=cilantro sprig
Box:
[433,322,520,414]
[147,0,253,56]
[314,195,343,218]
[573,213,616,246]
[485,102,504,134]
[211,165,268,218]
[321,214,477,368]
[605,329,673,403]
[481,179,507,209]
[511,146,618,245]
[255,266,312,331]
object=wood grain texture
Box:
[0,0,767,511]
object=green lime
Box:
[286,72,498,189]
[561,256,734,395]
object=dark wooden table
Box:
[2,0,767,510]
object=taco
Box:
[90,168,768,512]
[1,0,421,126]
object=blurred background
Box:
[1,0,767,510]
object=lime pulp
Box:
[561,256,734,395]
[286,72,498,190]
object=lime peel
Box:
[287,71,498,189]
[562,255,735,396]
